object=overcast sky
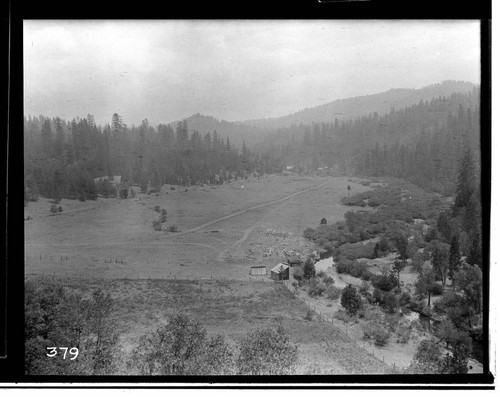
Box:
[24,20,480,127]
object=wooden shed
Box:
[270,263,290,281]
[250,265,267,276]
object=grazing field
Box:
[26,275,391,375]
[25,175,372,279]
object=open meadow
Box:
[25,175,371,279]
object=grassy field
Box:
[26,275,391,375]
[25,175,371,279]
[24,174,391,375]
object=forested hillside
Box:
[255,87,480,195]
[24,84,480,202]
[24,114,279,202]
[169,113,268,147]
[243,81,477,130]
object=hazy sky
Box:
[24,20,480,126]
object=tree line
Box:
[255,88,479,195]
[24,114,279,202]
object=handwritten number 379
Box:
[46,347,79,360]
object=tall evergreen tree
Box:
[453,148,478,216]
[448,235,461,287]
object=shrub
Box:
[152,219,162,231]
[398,292,412,311]
[367,198,381,207]
[57,206,63,212]
[372,272,398,292]
[129,313,235,375]
[379,236,390,252]
[384,313,400,332]
[168,224,180,233]
[335,242,376,261]
[303,228,316,240]
[293,267,303,282]
[341,196,366,207]
[336,259,352,274]
[374,327,391,347]
[341,285,362,315]
[119,188,128,199]
[361,269,372,281]
[433,292,464,314]
[326,285,341,301]
[50,204,58,214]
[395,323,412,344]
[359,280,370,296]
[236,326,298,375]
[308,278,326,297]
[382,292,398,314]
[302,258,316,280]
[349,260,369,278]
[373,288,384,304]
[154,205,161,213]
[170,186,176,191]
[359,306,383,322]
[361,321,390,346]
[334,309,350,324]
[430,283,443,295]
[304,310,315,321]
[323,276,335,286]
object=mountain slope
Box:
[169,113,268,147]
[242,80,477,130]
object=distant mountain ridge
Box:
[170,81,477,146]
[241,80,477,130]
[168,113,268,147]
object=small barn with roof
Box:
[270,263,290,281]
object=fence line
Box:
[282,279,398,370]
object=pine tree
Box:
[302,258,316,281]
[341,284,362,315]
[448,235,461,287]
[453,148,478,215]
[53,117,65,158]
[41,119,53,159]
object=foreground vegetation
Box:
[25,276,389,375]
[298,151,483,373]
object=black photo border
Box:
[2,0,494,388]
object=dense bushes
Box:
[326,285,341,301]
[307,278,326,297]
[335,259,372,281]
[371,271,398,292]
[341,285,362,315]
[25,279,119,375]
[26,280,299,376]
[361,321,391,347]
[152,219,162,231]
[237,326,298,375]
[128,314,298,376]
[334,242,377,261]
